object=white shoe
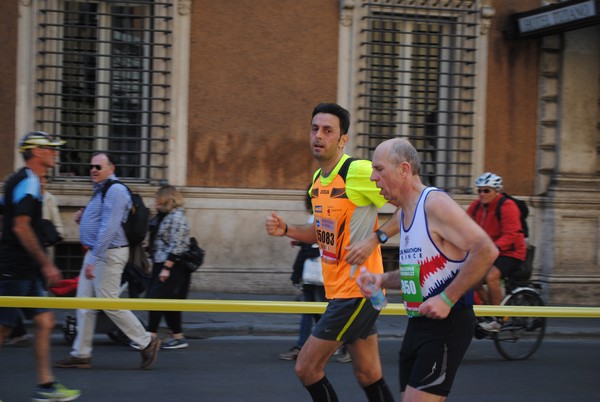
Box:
[478,320,502,332]
[335,351,352,363]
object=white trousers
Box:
[71,247,151,358]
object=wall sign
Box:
[507,0,599,39]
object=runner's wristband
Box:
[283,223,288,236]
[440,291,455,308]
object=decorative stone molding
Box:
[480,4,496,35]
[340,0,356,27]
[178,0,191,16]
[20,0,31,6]
[536,35,562,195]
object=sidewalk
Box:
[180,291,600,340]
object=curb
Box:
[182,323,600,340]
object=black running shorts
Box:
[312,298,379,342]
[494,256,524,278]
[399,306,476,397]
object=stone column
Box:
[540,25,600,305]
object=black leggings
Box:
[146,262,191,334]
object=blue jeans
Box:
[296,284,326,349]
[0,278,49,328]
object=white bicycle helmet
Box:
[18,131,65,152]
[475,172,503,191]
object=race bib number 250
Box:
[400,263,423,317]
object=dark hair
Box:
[311,103,350,135]
[92,151,117,166]
[21,149,34,161]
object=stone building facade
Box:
[0,0,597,306]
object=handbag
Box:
[181,237,205,273]
[302,257,323,285]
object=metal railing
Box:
[356,0,479,194]
[35,1,173,183]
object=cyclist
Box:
[466,172,527,331]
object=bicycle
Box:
[474,246,546,360]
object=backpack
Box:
[101,180,149,246]
[473,193,529,238]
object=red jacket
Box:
[466,195,527,261]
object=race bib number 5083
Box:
[316,217,337,261]
[317,229,334,246]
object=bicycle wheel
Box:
[494,288,546,360]
[62,315,77,345]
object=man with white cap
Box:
[0,131,81,401]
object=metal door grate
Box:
[357,1,479,193]
[35,0,173,183]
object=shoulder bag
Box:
[302,257,323,285]
[181,237,205,273]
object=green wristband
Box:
[440,291,455,308]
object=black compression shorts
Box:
[399,306,476,397]
[494,256,524,278]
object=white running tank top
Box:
[398,187,470,317]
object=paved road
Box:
[1,335,598,401]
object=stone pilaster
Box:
[536,25,600,306]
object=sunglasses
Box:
[89,164,103,171]
[478,188,492,194]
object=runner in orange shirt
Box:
[266,103,398,402]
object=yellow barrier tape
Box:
[1,297,599,317]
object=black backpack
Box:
[473,193,529,238]
[101,180,149,246]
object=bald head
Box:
[375,138,421,176]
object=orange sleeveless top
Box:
[311,156,386,299]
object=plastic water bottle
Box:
[360,267,387,310]
[369,286,388,310]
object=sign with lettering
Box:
[507,0,599,39]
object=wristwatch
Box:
[375,229,388,244]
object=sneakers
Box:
[54,355,92,369]
[32,381,81,401]
[3,334,30,347]
[335,348,352,363]
[162,337,189,350]
[279,346,301,361]
[478,319,502,332]
[135,337,188,350]
[140,337,161,369]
